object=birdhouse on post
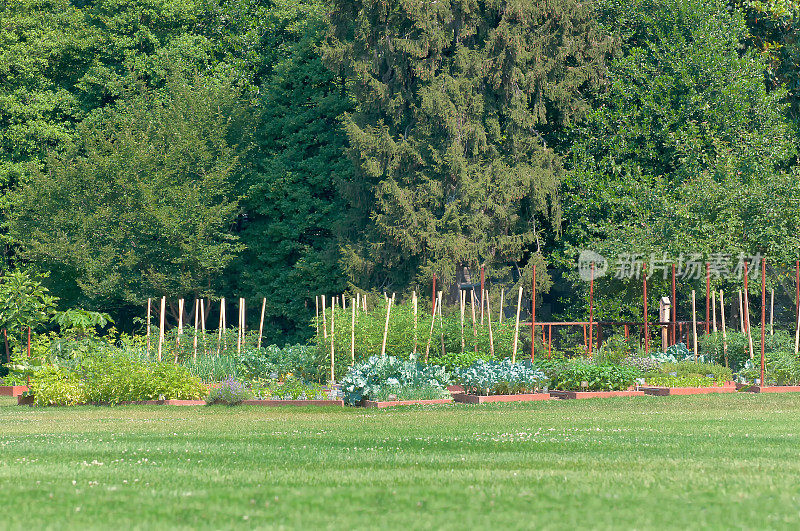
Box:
[659,296,671,351]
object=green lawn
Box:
[2,394,799,529]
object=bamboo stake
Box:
[381,295,393,358]
[720,290,728,368]
[200,299,207,356]
[486,292,495,356]
[712,291,717,333]
[356,293,361,314]
[770,289,775,336]
[330,297,335,382]
[222,297,228,352]
[412,291,418,355]
[744,273,754,359]
[158,296,165,362]
[691,290,698,362]
[146,298,152,358]
[363,294,367,312]
[438,291,445,358]
[470,289,478,353]
[499,288,504,323]
[217,297,225,355]
[342,296,346,311]
[193,299,198,362]
[737,290,744,332]
[425,293,437,361]
[237,298,243,355]
[512,286,522,363]
[176,298,184,363]
[322,295,328,339]
[351,297,356,364]
[315,295,319,339]
[258,297,266,349]
[459,290,465,353]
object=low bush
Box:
[207,377,251,405]
[455,359,547,396]
[250,376,330,400]
[339,356,450,405]
[738,351,800,385]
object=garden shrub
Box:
[455,359,547,396]
[738,350,800,385]
[28,366,86,406]
[250,376,330,400]
[339,356,450,405]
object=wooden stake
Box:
[712,291,717,333]
[470,289,478,353]
[531,265,537,361]
[237,297,243,355]
[770,289,775,336]
[425,293,436,361]
[720,290,728,368]
[498,288,504,323]
[412,291,418,355]
[795,290,800,355]
[176,298,184,363]
[761,259,766,386]
[738,290,745,333]
[146,298,152,358]
[158,296,165,362]
[315,295,319,339]
[459,290,465,353]
[258,297,266,349]
[193,299,198,362]
[200,299,207,357]
[486,291,495,356]
[217,297,224,355]
[744,266,754,360]
[351,297,356,364]
[321,295,328,339]
[512,286,523,363]
[438,291,445,359]
[330,297,335,383]
[381,295,393,358]
[691,290,698,362]
[363,294,367,312]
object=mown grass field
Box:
[2,393,799,529]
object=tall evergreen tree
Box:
[324,0,612,292]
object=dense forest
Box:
[1,0,799,344]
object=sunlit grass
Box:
[2,393,800,529]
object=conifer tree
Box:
[324,0,612,290]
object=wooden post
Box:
[499,288,504,323]
[744,265,754,359]
[671,264,677,345]
[486,291,495,356]
[432,272,437,316]
[512,286,522,363]
[351,297,356,365]
[321,295,328,339]
[531,265,536,361]
[738,290,744,333]
[795,288,800,355]
[146,298,152,357]
[330,297,335,383]
[796,259,799,327]
[589,262,594,357]
[236,298,243,355]
[356,293,361,314]
[413,290,418,355]
[720,290,728,368]
[583,324,588,353]
[470,289,478,353]
[691,290,698,362]
[315,295,320,339]
[193,299,199,362]
[258,298,266,349]
[158,296,165,362]
[381,295,393,359]
[363,294,367,312]
[761,259,766,386]
[548,324,553,359]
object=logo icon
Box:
[577,250,608,281]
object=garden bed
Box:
[452,393,551,404]
[735,383,800,393]
[641,382,736,396]
[361,398,453,408]
[549,390,646,399]
[240,399,343,407]
[118,400,207,406]
[0,385,29,397]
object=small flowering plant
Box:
[206,377,251,405]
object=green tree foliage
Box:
[324,0,613,291]
[9,75,253,307]
[232,0,352,345]
[557,0,799,320]
[0,269,58,349]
